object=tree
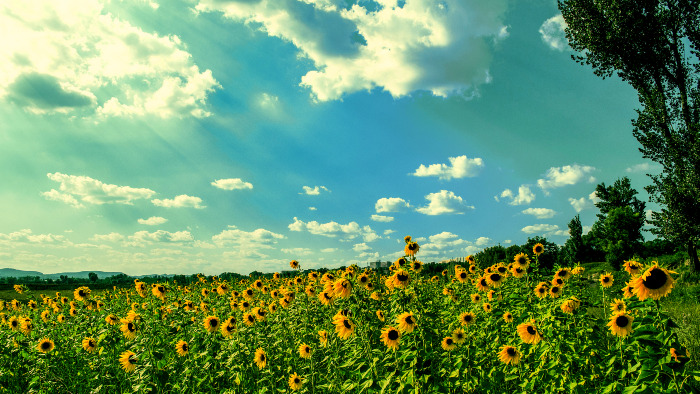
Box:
[559,0,700,271]
[591,178,646,269]
[88,272,98,283]
[564,215,584,264]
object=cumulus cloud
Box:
[353,243,371,252]
[138,216,168,225]
[212,226,285,248]
[475,236,491,246]
[0,229,67,244]
[371,214,394,222]
[539,14,568,51]
[90,232,125,243]
[521,224,560,234]
[0,0,219,118]
[412,155,484,180]
[289,217,379,242]
[498,185,535,206]
[421,231,468,252]
[301,185,330,195]
[416,190,473,215]
[537,164,596,192]
[195,0,508,101]
[212,178,253,190]
[521,208,556,219]
[129,230,194,244]
[569,197,588,213]
[589,190,601,205]
[43,172,155,207]
[375,197,410,213]
[152,195,205,209]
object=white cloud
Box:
[521,224,560,234]
[552,229,570,236]
[521,208,556,219]
[412,155,484,180]
[258,92,279,108]
[152,195,205,209]
[371,214,394,222]
[212,226,285,247]
[539,14,568,51]
[43,172,155,206]
[475,236,491,246]
[309,206,317,211]
[0,229,67,244]
[626,163,661,173]
[569,197,588,213]
[589,190,601,205]
[383,229,395,235]
[375,197,410,213]
[498,185,535,206]
[301,185,330,195]
[0,0,218,118]
[416,190,473,215]
[129,230,194,244]
[195,0,508,101]
[353,243,371,252]
[138,216,168,225]
[212,178,253,190]
[504,239,512,244]
[91,232,125,243]
[281,247,313,256]
[320,248,337,253]
[288,217,379,242]
[537,164,596,192]
[423,231,467,250]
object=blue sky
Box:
[0,0,660,275]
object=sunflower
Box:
[560,297,581,314]
[498,346,521,365]
[152,284,166,299]
[8,316,19,331]
[37,338,54,353]
[370,291,381,301]
[203,316,220,333]
[396,312,417,333]
[534,284,548,299]
[533,243,545,256]
[631,264,675,301]
[549,285,562,298]
[551,277,565,287]
[290,260,300,269]
[318,291,334,306]
[357,272,370,287]
[442,269,448,276]
[318,330,328,347]
[610,299,626,314]
[623,281,635,299]
[624,260,643,276]
[82,337,97,353]
[607,312,634,337]
[289,372,303,391]
[20,318,33,335]
[392,270,410,288]
[486,273,504,288]
[470,293,481,303]
[475,276,490,292]
[483,303,492,313]
[455,269,469,283]
[119,351,137,373]
[404,241,420,256]
[242,313,255,327]
[175,340,189,357]
[572,265,585,275]
[503,312,514,323]
[517,321,543,344]
[74,286,91,301]
[459,312,475,327]
[332,278,352,299]
[600,273,614,288]
[334,316,355,340]
[514,253,530,267]
[294,343,311,359]
[376,309,386,322]
[510,265,525,278]
[466,255,476,265]
[254,348,267,369]
[120,319,137,340]
[554,267,571,281]
[221,318,237,337]
[452,328,467,344]
[380,326,401,351]
[441,336,457,351]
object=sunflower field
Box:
[1,238,699,393]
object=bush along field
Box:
[1,237,699,393]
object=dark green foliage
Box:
[565,214,584,264]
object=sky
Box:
[0,0,661,276]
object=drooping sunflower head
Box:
[119,351,137,373]
[560,297,581,314]
[483,303,492,313]
[441,336,457,351]
[551,277,565,287]
[607,312,634,337]
[516,321,542,344]
[392,270,410,288]
[623,281,635,299]
[624,260,643,276]
[381,326,401,351]
[82,337,97,353]
[37,338,54,353]
[289,260,300,269]
[332,278,353,299]
[175,340,189,357]
[376,309,385,322]
[600,273,614,288]
[334,317,355,340]
[466,255,475,265]
[318,330,328,347]
[411,260,423,273]
[554,268,571,281]
[533,243,544,256]
[74,286,91,302]
[404,235,412,244]
[498,345,521,365]
[404,241,420,256]
[396,311,417,333]
[631,263,675,301]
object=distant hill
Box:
[0,268,126,279]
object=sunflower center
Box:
[405,316,414,325]
[260,355,265,361]
[294,378,300,383]
[506,347,516,356]
[446,338,454,345]
[498,267,507,274]
[211,319,218,327]
[518,257,526,265]
[552,287,559,293]
[603,277,610,283]
[388,330,399,340]
[397,274,408,281]
[616,316,629,327]
[480,279,487,286]
[89,340,95,347]
[465,315,472,322]
[526,326,536,335]
[491,274,502,282]
[643,268,668,290]
[182,343,188,351]
[41,341,51,350]
[128,322,135,331]
[343,320,351,329]
[460,272,467,279]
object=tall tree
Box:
[559,0,700,271]
[564,214,584,264]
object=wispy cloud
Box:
[152,195,205,209]
[521,208,556,219]
[289,217,379,242]
[539,15,568,51]
[138,216,168,226]
[301,186,330,195]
